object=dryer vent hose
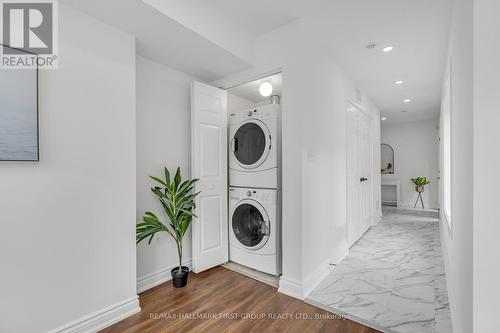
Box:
[270,95,280,104]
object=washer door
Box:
[231,119,271,170]
[231,200,270,250]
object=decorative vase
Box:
[416,186,424,193]
[171,266,190,288]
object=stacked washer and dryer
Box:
[228,103,282,276]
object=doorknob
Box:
[260,221,271,236]
[230,138,238,152]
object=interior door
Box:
[347,102,373,247]
[191,81,228,273]
[359,108,373,235]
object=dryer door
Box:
[231,199,270,250]
[230,119,271,170]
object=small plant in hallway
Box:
[411,176,430,192]
[136,167,199,288]
[411,176,430,209]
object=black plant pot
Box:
[171,266,189,288]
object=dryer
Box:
[229,187,281,275]
[229,104,280,189]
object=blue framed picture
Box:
[0,45,39,161]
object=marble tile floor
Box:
[306,208,453,333]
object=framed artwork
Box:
[0,45,39,161]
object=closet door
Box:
[191,81,228,273]
[347,102,373,247]
[359,109,373,235]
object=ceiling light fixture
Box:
[382,46,393,52]
[395,80,404,85]
[381,117,387,121]
[403,98,411,103]
[259,81,273,97]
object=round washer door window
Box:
[232,202,269,249]
[232,121,270,168]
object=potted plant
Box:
[411,176,430,208]
[136,167,199,288]
[411,176,430,193]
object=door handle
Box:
[360,177,368,182]
[230,138,238,152]
[260,221,271,236]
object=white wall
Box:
[440,0,473,332]
[381,119,440,209]
[227,93,255,114]
[142,0,254,65]
[473,0,500,331]
[212,19,381,298]
[0,5,138,333]
[136,56,196,292]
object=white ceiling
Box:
[195,0,452,123]
[205,0,298,36]
[62,0,452,123]
[304,0,452,123]
[60,0,253,81]
[228,73,282,103]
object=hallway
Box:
[306,208,452,333]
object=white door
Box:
[347,102,373,247]
[191,81,228,273]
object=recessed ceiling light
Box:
[366,42,377,49]
[395,80,404,85]
[382,46,394,52]
[381,117,387,121]
[403,98,411,103]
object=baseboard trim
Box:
[278,276,304,300]
[303,259,331,298]
[48,296,140,333]
[137,260,192,293]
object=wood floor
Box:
[101,266,380,333]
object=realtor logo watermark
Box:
[1,0,58,69]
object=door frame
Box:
[217,68,284,274]
[345,98,374,249]
[218,68,283,91]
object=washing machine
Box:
[229,104,281,189]
[229,187,281,276]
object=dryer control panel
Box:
[229,187,277,204]
[229,104,280,123]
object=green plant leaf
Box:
[137,167,200,271]
[177,180,191,195]
[164,167,171,187]
[149,176,167,187]
[174,167,181,188]
[411,176,430,187]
